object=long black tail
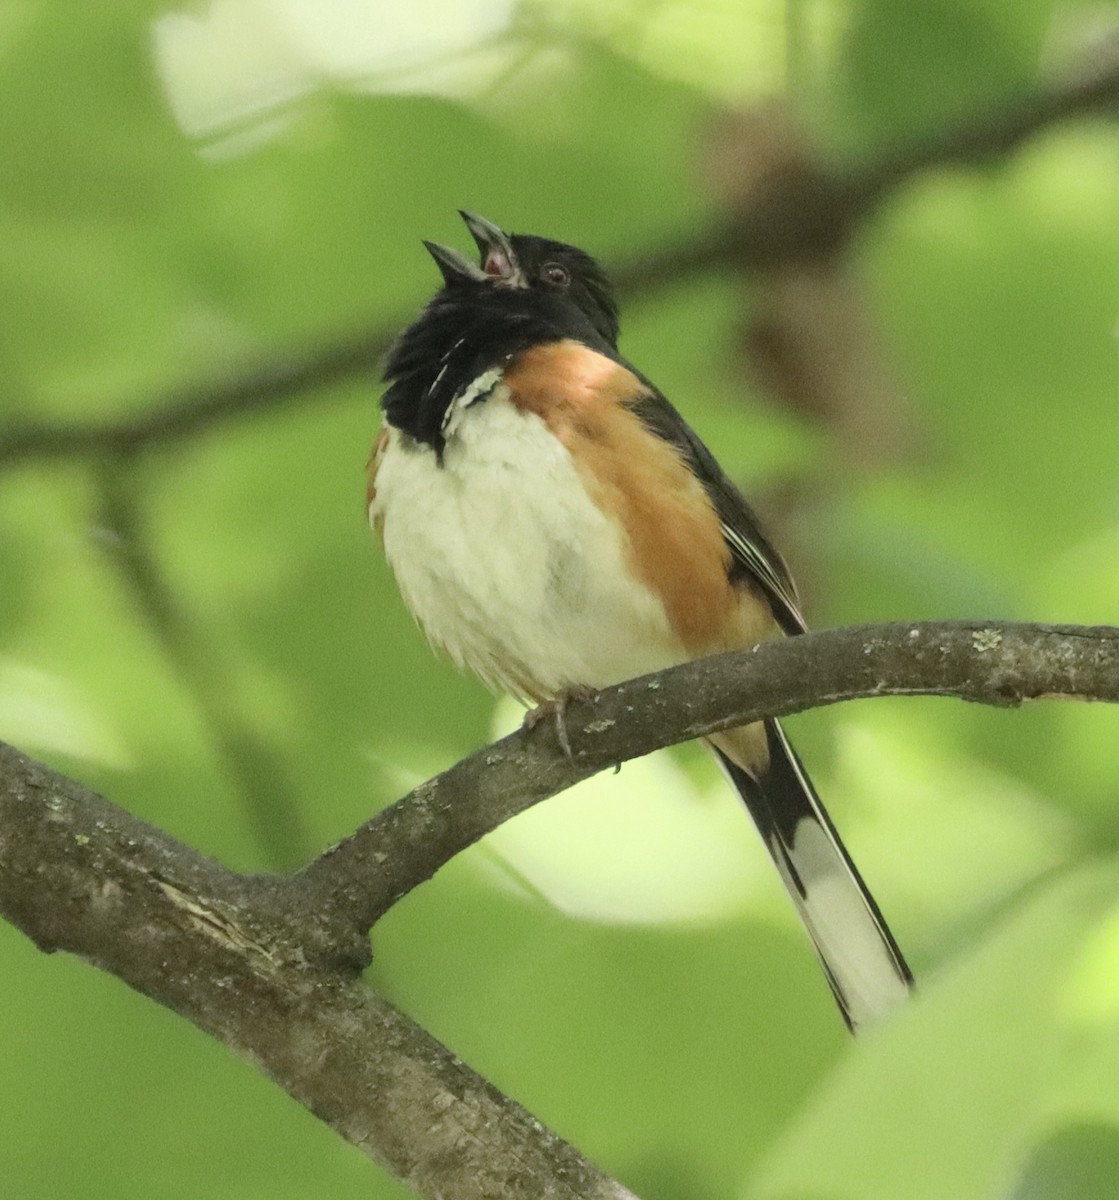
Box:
[714,719,913,1032]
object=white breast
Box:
[370,384,686,701]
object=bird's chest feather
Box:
[370,385,690,700]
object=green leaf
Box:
[748,864,1119,1200]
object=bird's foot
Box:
[523,688,596,763]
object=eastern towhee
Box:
[368,211,913,1032]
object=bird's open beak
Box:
[458,210,520,282]
[422,239,487,287]
[423,211,521,287]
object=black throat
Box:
[381,285,614,455]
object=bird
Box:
[367,210,913,1033]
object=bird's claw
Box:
[523,689,595,763]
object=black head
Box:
[423,211,620,348]
[382,213,621,450]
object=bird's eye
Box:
[541,263,570,287]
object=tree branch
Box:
[0,741,638,1200]
[0,328,390,465]
[618,47,1119,285]
[1,619,1116,1200]
[1,53,1116,468]
[300,620,1119,930]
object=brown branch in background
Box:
[0,328,391,465]
[0,53,1116,469]
[843,47,1119,224]
[639,46,1119,478]
[704,103,914,592]
[2,619,1117,1199]
[611,49,1119,285]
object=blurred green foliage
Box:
[1,2,1118,1198]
